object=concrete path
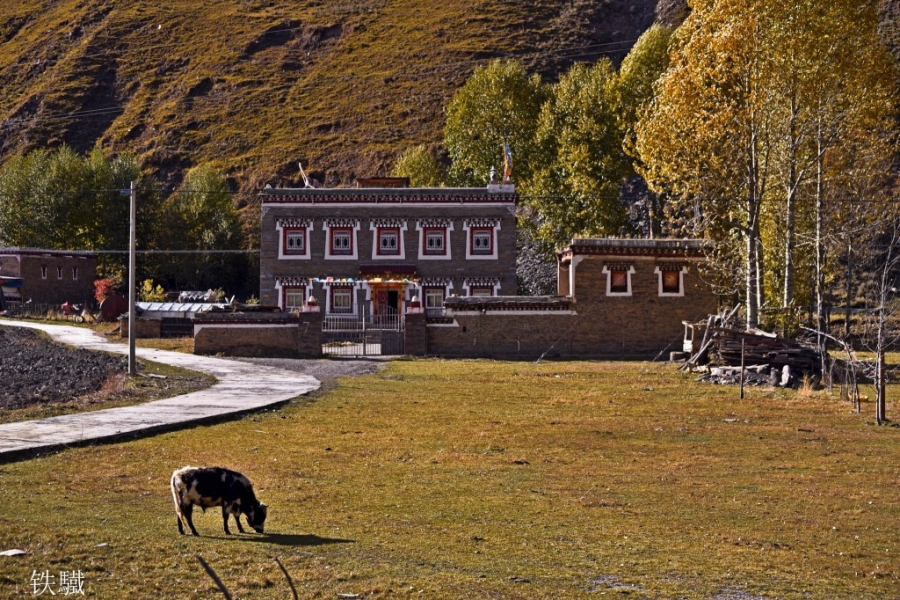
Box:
[0,321,320,461]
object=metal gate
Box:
[322,305,404,357]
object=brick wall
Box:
[260,200,518,306]
[193,312,323,357]
[18,254,96,305]
[422,256,718,358]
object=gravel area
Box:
[230,356,388,390]
[0,323,384,413]
[0,327,126,409]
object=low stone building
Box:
[0,248,97,307]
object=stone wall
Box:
[118,317,162,339]
[193,312,323,357]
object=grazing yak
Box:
[171,466,267,536]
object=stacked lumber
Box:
[711,327,821,375]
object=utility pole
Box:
[128,180,137,376]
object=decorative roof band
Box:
[464,277,501,286]
[604,262,634,271]
[464,218,501,228]
[417,218,453,228]
[275,218,312,228]
[420,277,453,286]
[324,218,360,228]
[275,277,310,286]
[371,218,408,228]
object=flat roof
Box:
[259,185,516,204]
[0,247,97,258]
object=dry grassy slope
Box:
[0,0,659,199]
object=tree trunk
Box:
[815,122,827,375]
[783,94,799,309]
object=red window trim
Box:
[377,227,401,256]
[330,227,353,255]
[470,227,493,255]
[423,227,447,255]
[282,227,307,255]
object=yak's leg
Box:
[183,504,200,536]
[176,511,185,535]
[233,512,245,534]
[221,506,232,535]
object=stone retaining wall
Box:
[193,312,322,358]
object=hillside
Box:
[0,0,664,198]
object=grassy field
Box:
[0,358,898,599]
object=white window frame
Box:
[41,265,47,280]
[330,286,354,314]
[416,220,454,261]
[283,286,307,310]
[57,266,63,280]
[655,265,686,297]
[369,220,408,260]
[276,219,313,260]
[463,219,500,260]
[324,220,361,260]
[424,287,445,310]
[377,228,400,256]
[602,265,635,297]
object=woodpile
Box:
[711,327,821,375]
[680,306,824,388]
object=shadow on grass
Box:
[235,532,354,546]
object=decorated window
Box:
[463,277,500,296]
[331,228,353,255]
[284,229,306,255]
[424,228,446,255]
[417,219,453,260]
[610,269,628,293]
[602,263,635,297]
[378,228,400,256]
[656,265,686,297]
[331,287,353,313]
[463,219,500,260]
[370,219,407,260]
[471,229,493,255]
[424,287,445,309]
[276,218,313,260]
[283,287,306,309]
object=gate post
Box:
[299,302,323,357]
[404,308,428,356]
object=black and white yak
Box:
[171,466,268,536]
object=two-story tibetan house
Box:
[258,180,518,317]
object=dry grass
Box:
[0,358,898,598]
[0,0,656,190]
